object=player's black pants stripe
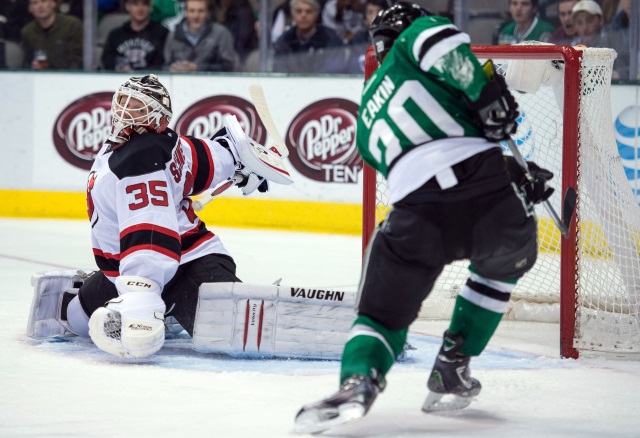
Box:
[466,278,510,302]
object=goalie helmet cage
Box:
[362,44,640,359]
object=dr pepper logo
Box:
[174,95,267,144]
[286,98,362,183]
[53,92,113,170]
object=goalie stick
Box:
[192,174,244,212]
[248,84,289,158]
[505,138,577,238]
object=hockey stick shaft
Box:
[192,174,244,212]
[248,84,289,158]
[505,138,576,238]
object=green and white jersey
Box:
[497,17,555,45]
[357,16,498,204]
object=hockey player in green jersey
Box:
[294,2,555,434]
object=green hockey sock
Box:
[448,269,516,356]
[340,315,407,384]
[448,294,503,356]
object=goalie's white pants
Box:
[192,282,357,360]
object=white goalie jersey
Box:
[87,128,236,289]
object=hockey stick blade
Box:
[541,186,576,239]
[248,84,289,158]
[505,138,574,239]
[562,186,577,231]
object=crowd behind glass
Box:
[0,0,637,80]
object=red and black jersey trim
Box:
[181,221,215,255]
[181,136,215,196]
[120,223,182,262]
[93,248,120,277]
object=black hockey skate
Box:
[293,372,384,434]
[422,330,482,412]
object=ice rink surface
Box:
[1,218,640,437]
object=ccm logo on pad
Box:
[126,281,152,288]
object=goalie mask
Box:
[107,74,173,147]
[370,2,431,63]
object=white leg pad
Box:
[27,270,94,338]
[192,283,357,359]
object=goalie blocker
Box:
[27,271,357,360]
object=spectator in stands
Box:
[570,0,629,79]
[273,0,346,73]
[571,0,604,46]
[101,0,169,71]
[605,0,633,42]
[21,0,83,70]
[601,0,621,25]
[57,0,121,20]
[322,0,365,44]
[600,0,633,79]
[151,0,184,30]
[346,0,390,73]
[549,0,579,45]
[498,0,555,45]
[271,0,292,44]
[0,0,30,69]
[1,0,33,43]
[214,0,257,63]
[163,0,236,72]
[151,0,181,22]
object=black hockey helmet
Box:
[370,2,431,63]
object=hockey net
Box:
[362,44,640,358]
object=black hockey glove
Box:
[505,156,555,205]
[465,60,519,142]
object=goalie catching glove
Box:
[214,114,293,196]
[88,276,166,359]
[465,60,519,142]
[505,156,554,206]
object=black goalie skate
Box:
[422,330,482,413]
[293,372,384,434]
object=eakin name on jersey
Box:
[86,128,236,289]
[357,16,501,204]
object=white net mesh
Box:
[574,49,640,354]
[366,46,640,356]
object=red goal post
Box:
[362,44,638,359]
